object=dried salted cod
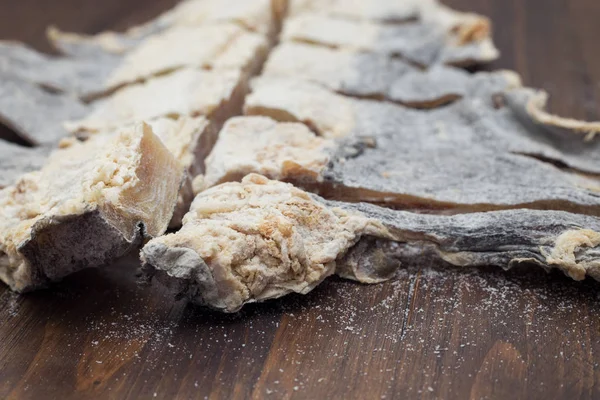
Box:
[200,116,333,190]
[63,116,214,229]
[47,0,284,58]
[66,68,248,136]
[245,77,600,175]
[1,23,267,99]
[334,202,600,284]
[199,116,600,216]
[261,42,516,106]
[141,174,390,312]
[142,175,600,312]
[282,0,498,67]
[0,123,183,292]
[244,76,515,138]
[63,63,251,226]
[100,24,267,92]
[148,117,211,179]
[0,74,214,220]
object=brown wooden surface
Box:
[1,0,600,399]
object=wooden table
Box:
[1,0,600,398]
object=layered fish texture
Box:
[0,0,282,288]
[3,0,600,311]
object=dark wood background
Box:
[1,0,600,399]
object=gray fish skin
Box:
[0,73,89,188]
[320,123,600,216]
[0,73,88,147]
[0,42,119,99]
[333,199,600,283]
[0,141,48,189]
[261,42,512,107]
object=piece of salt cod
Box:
[66,68,249,139]
[142,174,600,313]
[0,23,267,100]
[67,116,212,228]
[199,116,333,190]
[141,174,389,313]
[283,0,498,67]
[245,75,518,138]
[0,123,184,292]
[0,74,216,224]
[47,0,287,58]
[199,116,600,217]
[65,68,252,224]
[245,77,600,176]
[262,42,516,106]
[62,63,259,227]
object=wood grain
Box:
[1,0,600,399]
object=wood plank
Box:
[1,0,600,399]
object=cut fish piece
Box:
[262,42,416,99]
[0,74,217,220]
[246,77,600,175]
[261,42,517,105]
[67,68,247,136]
[103,24,267,91]
[204,116,600,216]
[317,136,600,216]
[47,26,154,58]
[2,23,267,99]
[0,123,184,292]
[246,77,356,138]
[47,0,283,58]
[201,116,333,189]
[244,75,515,137]
[62,116,213,228]
[142,175,600,312]
[0,73,88,147]
[141,174,390,312]
[282,13,498,67]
